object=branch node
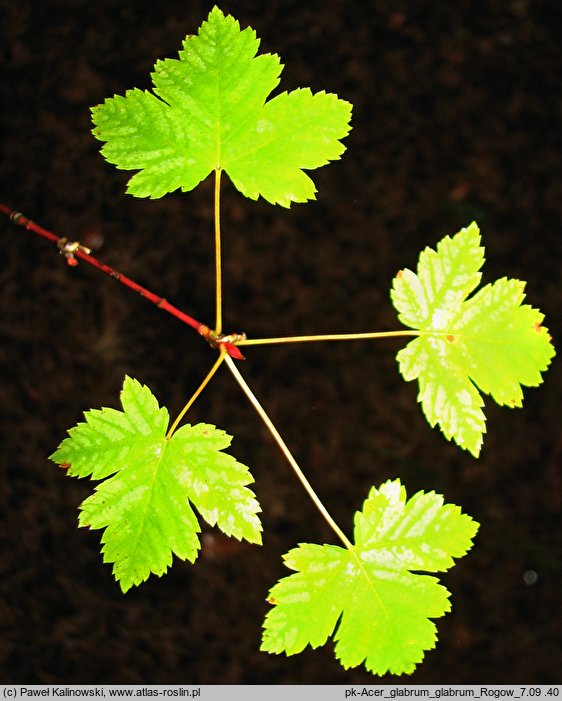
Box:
[57,236,92,267]
[198,325,247,359]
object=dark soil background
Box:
[1,0,561,685]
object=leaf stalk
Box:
[238,330,421,346]
[214,168,223,335]
[224,354,354,551]
[166,349,227,439]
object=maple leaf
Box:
[391,222,555,456]
[261,479,479,676]
[91,6,352,206]
[50,376,262,592]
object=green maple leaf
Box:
[261,479,478,676]
[91,6,352,206]
[50,376,262,592]
[390,222,555,457]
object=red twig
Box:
[0,203,245,359]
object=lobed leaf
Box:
[50,376,262,592]
[262,479,479,676]
[92,6,352,206]
[391,222,555,456]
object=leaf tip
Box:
[468,441,482,459]
[118,578,133,594]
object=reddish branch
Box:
[0,203,244,359]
